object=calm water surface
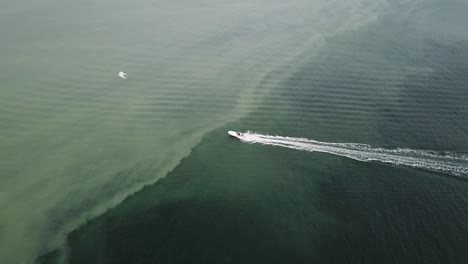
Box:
[1,0,468,263]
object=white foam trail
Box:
[238,132,468,177]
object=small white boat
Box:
[118,71,127,80]
[228,131,245,139]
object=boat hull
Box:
[228,130,243,139]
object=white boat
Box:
[228,131,245,139]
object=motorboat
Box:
[228,130,245,139]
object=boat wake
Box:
[237,132,468,177]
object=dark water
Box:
[1,0,468,263]
[51,2,468,264]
